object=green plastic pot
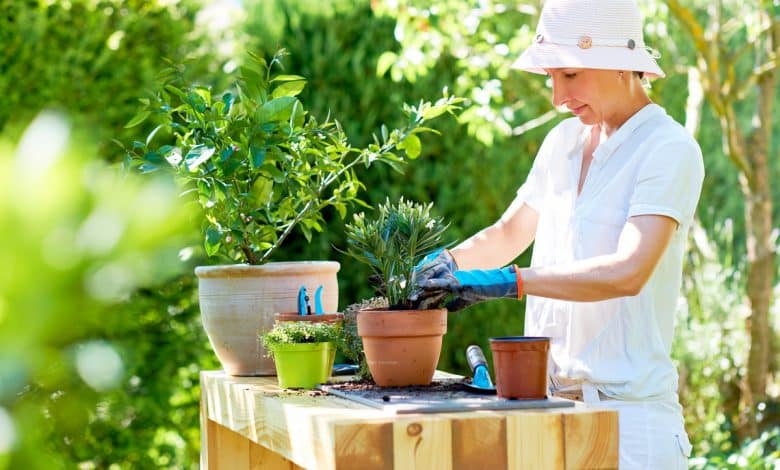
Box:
[272,342,334,389]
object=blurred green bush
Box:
[0,0,220,159]
[0,110,211,468]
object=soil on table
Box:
[321,377,485,403]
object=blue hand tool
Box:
[297,286,308,315]
[464,344,496,394]
[314,285,324,314]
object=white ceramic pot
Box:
[195,261,340,376]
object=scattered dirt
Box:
[322,378,478,403]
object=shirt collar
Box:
[590,104,664,163]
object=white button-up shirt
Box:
[516,104,704,400]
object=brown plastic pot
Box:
[274,312,344,324]
[357,308,448,387]
[489,336,550,400]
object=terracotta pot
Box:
[357,308,448,386]
[489,336,550,399]
[195,261,340,376]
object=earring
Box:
[619,71,624,78]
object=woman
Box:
[415,0,704,468]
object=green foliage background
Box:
[1,0,777,468]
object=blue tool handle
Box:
[473,364,492,386]
[297,286,308,315]
[314,285,324,314]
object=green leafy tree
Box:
[124,50,461,265]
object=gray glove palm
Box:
[409,248,457,309]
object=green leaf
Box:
[250,146,266,168]
[186,91,207,113]
[289,100,305,128]
[125,110,150,128]
[262,164,285,183]
[222,92,234,114]
[272,80,306,98]
[221,157,241,177]
[145,124,163,145]
[271,74,306,82]
[422,104,448,120]
[257,96,298,123]
[220,147,234,161]
[240,65,264,93]
[205,226,222,256]
[252,176,273,204]
[300,224,313,243]
[185,145,215,171]
[164,85,186,99]
[143,151,165,165]
[376,51,398,77]
[399,134,421,159]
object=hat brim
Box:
[512,42,665,78]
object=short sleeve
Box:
[512,118,579,212]
[515,159,543,211]
[628,137,704,228]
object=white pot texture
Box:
[195,261,340,376]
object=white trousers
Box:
[581,384,692,469]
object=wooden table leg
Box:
[202,383,303,470]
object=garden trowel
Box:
[463,344,496,394]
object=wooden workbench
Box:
[200,370,618,469]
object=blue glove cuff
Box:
[453,266,518,299]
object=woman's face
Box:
[545,68,625,126]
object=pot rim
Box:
[489,336,550,342]
[357,307,447,315]
[356,307,448,337]
[269,341,332,352]
[195,261,340,278]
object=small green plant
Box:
[260,321,344,359]
[342,198,450,309]
[123,50,460,265]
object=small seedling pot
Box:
[489,336,550,400]
[271,313,344,381]
[271,342,333,389]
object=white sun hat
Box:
[512,0,664,78]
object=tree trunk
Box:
[738,43,777,438]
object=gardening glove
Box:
[414,248,457,283]
[409,248,458,309]
[416,265,522,312]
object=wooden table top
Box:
[200,370,618,469]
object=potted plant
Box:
[342,198,451,386]
[260,320,344,389]
[123,50,460,375]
